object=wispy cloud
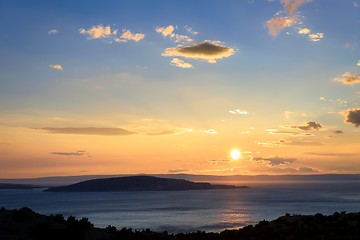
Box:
[162,41,235,63]
[49,64,63,70]
[170,58,193,69]
[146,130,177,136]
[332,130,344,134]
[79,24,145,43]
[48,28,58,35]
[334,72,360,85]
[257,139,323,147]
[51,150,88,156]
[252,156,297,166]
[344,108,360,127]
[267,16,296,37]
[291,121,322,131]
[38,127,136,136]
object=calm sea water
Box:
[1,181,360,233]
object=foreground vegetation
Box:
[1,207,360,240]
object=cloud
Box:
[115,30,145,42]
[38,127,136,136]
[170,58,193,69]
[266,16,296,37]
[51,150,88,156]
[156,25,175,37]
[292,121,322,131]
[79,25,116,39]
[305,152,359,157]
[252,156,297,166]
[229,109,249,115]
[49,64,63,70]
[184,25,198,35]
[168,169,190,173]
[48,28,58,35]
[308,32,324,42]
[344,108,360,127]
[334,72,360,85]
[155,25,193,43]
[257,139,322,147]
[354,1,359,8]
[162,41,235,63]
[80,24,145,43]
[298,27,310,35]
[280,0,305,15]
[209,159,230,165]
[357,60,360,67]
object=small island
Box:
[44,176,248,192]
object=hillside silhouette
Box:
[1,207,360,240]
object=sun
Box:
[230,149,241,160]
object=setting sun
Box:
[230,149,241,160]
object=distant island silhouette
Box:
[1,207,360,240]
[44,176,248,192]
[0,183,40,190]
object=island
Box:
[0,183,41,190]
[44,176,248,192]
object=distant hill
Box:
[44,176,246,192]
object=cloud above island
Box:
[252,156,297,166]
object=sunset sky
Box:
[1,0,360,178]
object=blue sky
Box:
[0,0,359,177]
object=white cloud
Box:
[80,25,145,43]
[308,32,324,42]
[118,30,145,42]
[79,25,116,40]
[184,25,198,35]
[229,109,249,115]
[357,60,360,67]
[49,64,63,70]
[48,28,58,35]
[298,27,310,34]
[170,58,193,69]
[156,25,175,37]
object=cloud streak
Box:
[162,41,235,63]
[252,156,297,166]
[170,58,193,69]
[51,150,88,156]
[39,127,136,136]
[48,28,58,35]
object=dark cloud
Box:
[292,122,322,131]
[51,150,88,156]
[38,127,136,136]
[252,156,297,166]
[344,108,360,127]
[332,130,344,134]
[162,41,235,63]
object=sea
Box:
[1,181,360,233]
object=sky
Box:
[0,0,360,178]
